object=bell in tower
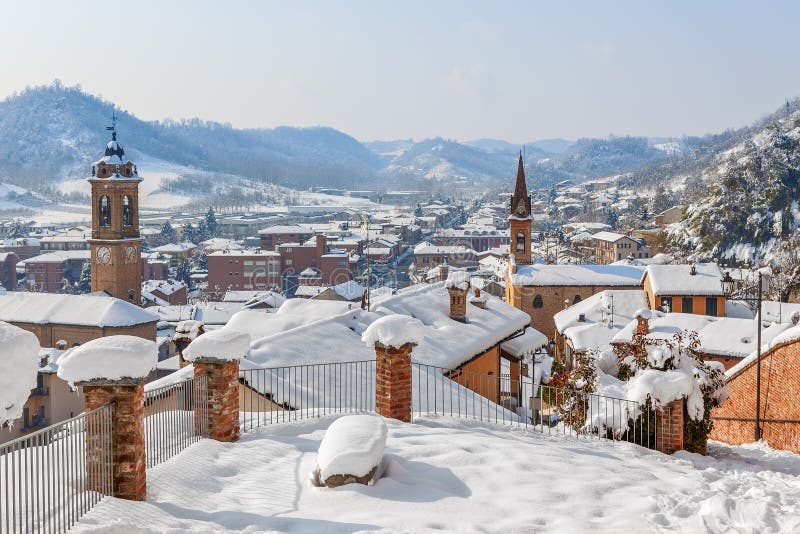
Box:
[87,116,143,304]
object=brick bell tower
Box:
[88,117,142,304]
[509,152,532,265]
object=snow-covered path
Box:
[75,416,800,533]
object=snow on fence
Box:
[0,404,113,534]
[412,363,657,448]
[239,361,377,432]
[144,375,208,469]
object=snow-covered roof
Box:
[152,242,197,253]
[509,264,644,287]
[0,292,158,329]
[591,231,628,242]
[20,250,90,265]
[643,263,724,296]
[413,241,476,255]
[332,280,366,301]
[555,290,648,353]
[295,285,327,297]
[500,328,548,358]
[143,279,185,296]
[257,224,315,235]
[247,283,530,371]
[698,318,791,358]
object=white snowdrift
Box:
[57,336,157,384]
[183,329,251,362]
[316,415,387,482]
[0,321,40,425]
[361,315,425,349]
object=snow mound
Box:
[183,329,251,362]
[361,315,425,348]
[57,335,157,384]
[316,415,387,483]
[0,321,41,425]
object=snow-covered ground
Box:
[75,416,800,533]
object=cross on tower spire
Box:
[106,111,117,141]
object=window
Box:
[122,195,133,226]
[705,297,718,317]
[285,259,292,266]
[660,297,673,313]
[99,195,111,227]
[573,294,582,304]
[516,231,525,253]
[533,294,544,308]
[681,297,693,313]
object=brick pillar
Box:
[374,342,413,422]
[656,399,685,455]
[193,359,240,442]
[82,379,146,501]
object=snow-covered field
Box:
[75,416,800,533]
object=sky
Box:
[1,1,800,143]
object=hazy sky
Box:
[2,1,799,142]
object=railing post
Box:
[655,399,685,454]
[192,359,241,442]
[57,335,157,503]
[183,329,251,442]
[81,379,147,501]
[374,342,413,422]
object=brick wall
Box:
[375,343,412,422]
[710,339,800,453]
[9,320,157,348]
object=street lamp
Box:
[721,270,765,441]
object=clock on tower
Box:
[88,117,143,304]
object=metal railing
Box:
[239,361,376,432]
[144,375,208,469]
[0,404,113,534]
[411,363,656,448]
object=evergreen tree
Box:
[6,219,26,238]
[198,251,208,270]
[160,221,176,243]
[176,260,191,286]
[205,207,218,237]
[182,223,196,244]
[197,219,208,242]
[77,261,92,293]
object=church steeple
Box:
[508,152,532,265]
[510,152,531,218]
[88,119,143,305]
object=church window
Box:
[533,294,544,308]
[573,294,582,304]
[123,195,133,226]
[516,231,525,253]
[99,196,111,227]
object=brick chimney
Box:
[470,287,486,309]
[635,314,650,336]
[438,261,449,282]
[445,273,470,322]
[316,233,327,260]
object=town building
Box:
[22,250,90,293]
[0,237,41,261]
[592,231,650,264]
[0,251,18,290]
[39,227,91,251]
[654,205,684,227]
[641,263,726,316]
[207,249,282,295]
[0,291,157,347]
[142,279,188,307]
[258,224,315,251]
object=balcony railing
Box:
[30,386,50,397]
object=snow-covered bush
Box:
[0,321,40,425]
[553,330,729,454]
